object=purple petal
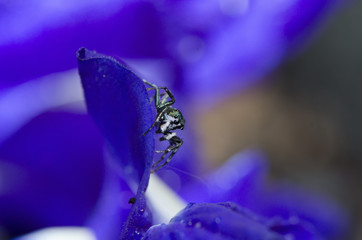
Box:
[143,223,228,240]
[144,202,327,240]
[179,150,348,239]
[260,184,349,239]
[0,112,104,237]
[180,150,267,209]
[86,157,134,240]
[77,47,154,184]
[268,217,324,240]
[179,0,346,104]
[282,0,344,48]
[0,1,167,89]
[77,48,155,239]
[145,202,284,240]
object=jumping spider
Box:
[142,79,185,172]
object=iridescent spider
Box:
[142,79,185,172]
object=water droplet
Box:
[194,222,202,228]
[214,217,221,224]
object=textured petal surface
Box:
[145,202,284,240]
[0,112,104,237]
[171,202,283,240]
[144,202,328,240]
[77,48,155,239]
[180,150,348,239]
[143,223,231,240]
[77,47,154,184]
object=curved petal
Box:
[0,1,167,89]
[145,202,327,240]
[260,184,349,239]
[143,223,229,240]
[77,48,155,239]
[179,150,348,239]
[178,0,346,104]
[77,47,154,184]
[145,202,284,240]
[86,156,134,240]
[0,68,83,145]
[180,150,267,209]
[13,227,96,240]
[268,217,324,240]
[0,112,104,237]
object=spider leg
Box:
[142,79,157,89]
[146,91,167,106]
[157,87,175,108]
[155,134,179,153]
[145,86,174,109]
[142,80,176,111]
[143,79,161,108]
[143,107,169,136]
[155,144,177,153]
[151,136,183,172]
[151,147,180,173]
[160,92,169,105]
[155,150,166,153]
[151,151,167,171]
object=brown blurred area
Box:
[195,1,362,239]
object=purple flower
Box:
[0,46,348,239]
[0,0,345,104]
[144,202,325,240]
[0,1,350,239]
[82,48,349,239]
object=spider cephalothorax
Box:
[157,107,185,134]
[142,79,185,172]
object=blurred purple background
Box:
[0,0,361,239]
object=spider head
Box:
[157,107,185,133]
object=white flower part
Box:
[146,174,187,224]
[15,227,96,240]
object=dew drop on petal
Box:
[194,222,202,228]
[214,217,221,224]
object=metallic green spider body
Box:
[142,79,185,172]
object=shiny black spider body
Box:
[142,79,185,172]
